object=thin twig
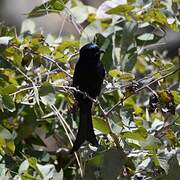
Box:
[50,105,84,177]
[55,86,97,103]
[40,55,73,78]
[10,86,39,96]
[102,66,176,95]
[22,47,73,78]
[64,7,83,35]
[135,67,180,93]
[104,67,180,116]
[58,13,67,39]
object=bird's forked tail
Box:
[71,99,98,152]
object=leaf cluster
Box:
[0,0,179,179]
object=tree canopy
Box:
[0,0,179,179]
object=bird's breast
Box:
[77,63,103,98]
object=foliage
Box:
[0,0,180,179]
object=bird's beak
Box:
[100,50,105,54]
[96,50,105,56]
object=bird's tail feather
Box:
[71,99,98,152]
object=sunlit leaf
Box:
[165,128,179,145]
[6,140,15,155]
[21,172,36,180]
[3,84,17,95]
[28,157,37,169]
[109,69,135,80]
[122,127,148,140]
[4,47,22,66]
[37,46,51,55]
[93,116,110,134]
[28,0,65,18]
[144,9,167,24]
[158,90,174,103]
[171,91,180,104]
[106,4,134,15]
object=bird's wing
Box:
[72,61,80,87]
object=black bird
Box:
[71,43,105,152]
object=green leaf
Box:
[109,69,135,80]
[21,172,36,180]
[122,127,148,140]
[28,0,65,18]
[144,9,167,24]
[37,46,51,55]
[56,40,79,52]
[92,116,110,134]
[108,69,122,77]
[6,140,15,155]
[106,4,134,15]
[85,154,104,179]
[4,47,22,66]
[163,156,180,180]
[39,82,55,96]
[0,24,16,37]
[101,38,113,72]
[2,94,16,112]
[53,51,68,63]
[140,135,161,151]
[3,84,17,95]
[53,0,64,10]
[0,126,13,139]
[171,91,180,104]
[40,82,56,105]
[28,157,37,169]
[123,47,137,72]
[118,72,135,80]
[102,149,125,180]
[120,22,137,57]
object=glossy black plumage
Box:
[71,43,105,152]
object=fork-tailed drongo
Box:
[71,43,105,152]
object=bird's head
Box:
[79,43,104,63]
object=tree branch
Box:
[104,67,180,116]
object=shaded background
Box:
[0,0,104,37]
